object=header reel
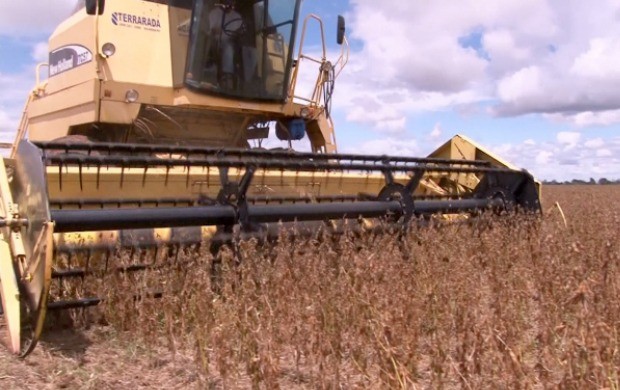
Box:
[0,139,541,355]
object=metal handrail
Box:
[288,14,350,109]
[288,14,326,104]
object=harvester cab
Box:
[19,0,346,154]
[0,0,541,356]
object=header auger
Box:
[0,0,541,356]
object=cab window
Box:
[185,0,300,102]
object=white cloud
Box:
[291,47,331,105]
[344,94,407,132]
[429,123,442,139]
[0,71,33,126]
[0,0,70,141]
[0,0,617,184]
[546,109,620,127]
[496,66,542,102]
[556,131,581,146]
[31,41,48,63]
[571,38,620,80]
[0,1,78,36]
[556,131,581,152]
[584,138,604,149]
[484,136,620,181]
[341,137,420,157]
[340,0,620,127]
[0,109,16,133]
[483,29,532,73]
[350,4,534,78]
[341,134,620,180]
[535,150,552,165]
[334,64,485,130]
[0,2,80,140]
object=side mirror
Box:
[85,0,106,16]
[337,15,346,45]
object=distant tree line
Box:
[542,178,620,185]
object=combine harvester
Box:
[0,0,540,356]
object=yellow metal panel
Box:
[28,80,99,119]
[99,100,142,124]
[429,134,516,169]
[428,134,541,194]
[46,165,413,202]
[0,239,20,354]
[100,81,175,106]
[28,80,100,141]
[98,0,173,87]
[28,102,99,141]
[45,11,98,95]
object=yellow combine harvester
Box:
[0,0,541,356]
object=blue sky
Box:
[1,0,620,180]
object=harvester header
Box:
[0,0,541,356]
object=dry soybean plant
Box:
[14,186,620,389]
